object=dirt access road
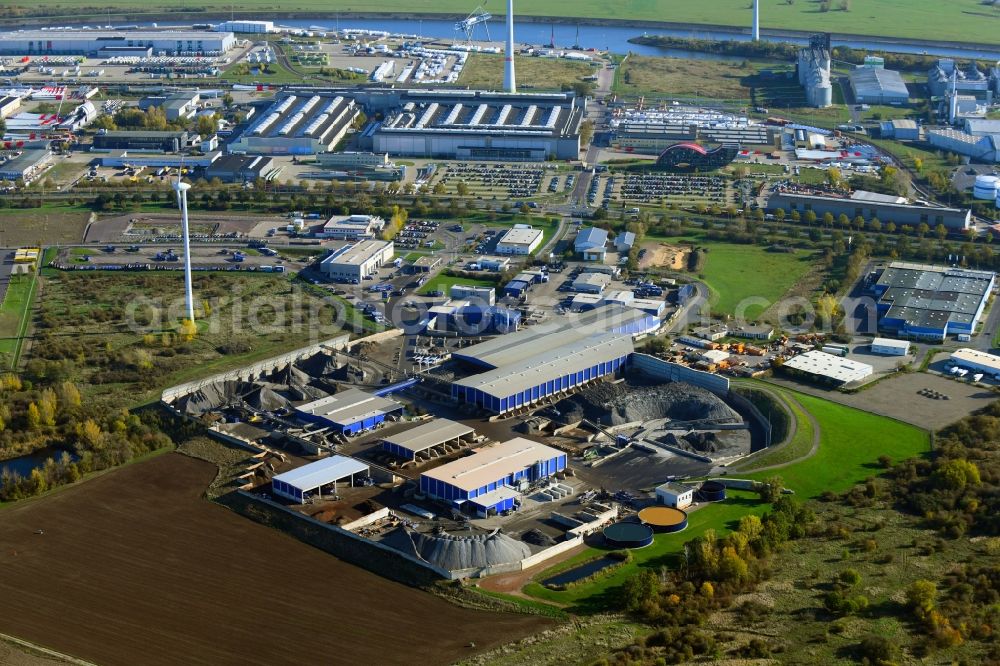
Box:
[0,453,547,666]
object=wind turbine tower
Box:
[504,0,516,93]
[173,177,195,323]
[752,0,760,41]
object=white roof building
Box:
[271,455,369,503]
[783,350,873,384]
[950,348,1000,376]
[496,226,543,255]
[870,337,910,356]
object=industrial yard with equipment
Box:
[2,2,1000,665]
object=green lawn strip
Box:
[732,390,815,471]
[0,272,39,365]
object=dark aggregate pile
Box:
[550,381,741,427]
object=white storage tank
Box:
[973,174,999,200]
[995,190,1000,210]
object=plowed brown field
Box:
[0,453,547,666]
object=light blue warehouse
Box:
[271,455,369,504]
[420,437,567,516]
[295,388,403,435]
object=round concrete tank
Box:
[699,480,727,502]
[973,175,999,200]
[603,522,654,549]
[638,506,689,533]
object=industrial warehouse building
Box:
[879,119,920,141]
[93,130,190,153]
[575,227,608,262]
[870,337,910,356]
[451,331,633,414]
[271,455,369,504]
[203,154,276,183]
[572,272,612,294]
[0,29,236,56]
[449,284,496,305]
[496,225,543,255]
[926,128,1000,164]
[870,262,995,340]
[359,89,584,161]
[768,189,972,231]
[419,437,567,516]
[849,67,909,105]
[0,149,51,182]
[782,350,874,385]
[949,348,1000,379]
[449,305,658,414]
[319,240,394,282]
[139,92,200,121]
[228,92,360,155]
[380,418,474,461]
[294,388,402,435]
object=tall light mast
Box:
[173,178,195,323]
[504,0,516,93]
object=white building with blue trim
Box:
[419,437,566,516]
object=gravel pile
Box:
[550,381,741,427]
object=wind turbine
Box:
[173,169,195,325]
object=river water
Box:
[271,16,1000,60]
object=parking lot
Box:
[434,162,557,199]
[615,173,730,207]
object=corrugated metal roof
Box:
[575,226,608,250]
[452,332,633,396]
[272,455,369,491]
[382,419,474,455]
[421,437,562,492]
[296,388,400,426]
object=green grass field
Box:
[458,54,594,91]
[615,55,762,100]
[15,1,999,45]
[696,243,816,318]
[0,272,39,368]
[745,393,930,499]
[417,274,495,296]
[521,385,930,612]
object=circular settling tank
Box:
[638,506,689,533]
[699,480,727,502]
[603,522,654,549]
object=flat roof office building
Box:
[496,226,543,255]
[768,189,972,231]
[319,240,394,282]
[0,29,236,56]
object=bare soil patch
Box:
[640,242,689,270]
[0,453,547,666]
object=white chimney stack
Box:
[504,0,516,93]
[752,0,760,41]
